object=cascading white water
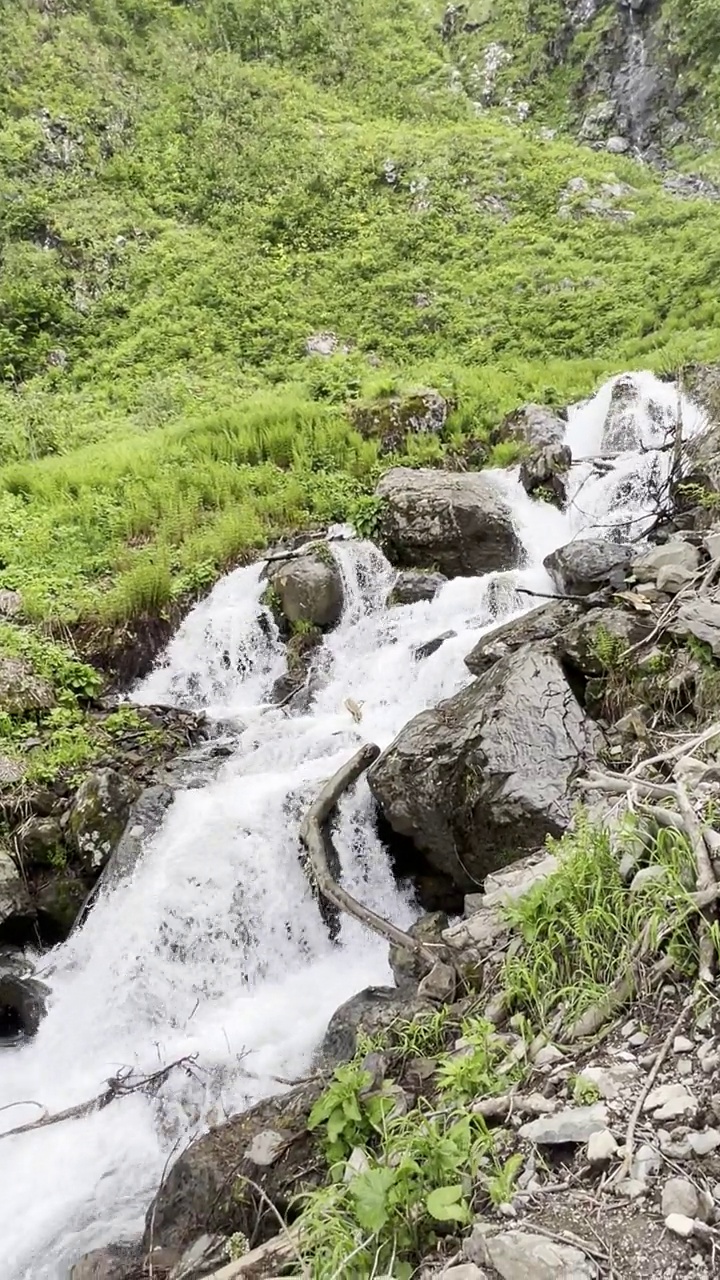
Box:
[0,373,707,1278]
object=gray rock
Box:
[17,815,64,866]
[632,540,700,581]
[643,1084,698,1121]
[387,570,447,606]
[481,852,559,908]
[689,1129,720,1156]
[268,546,343,630]
[629,864,669,892]
[544,539,632,595]
[389,912,447,990]
[0,589,22,617]
[417,960,456,1002]
[246,1128,286,1167]
[557,606,653,676]
[499,404,566,448]
[662,1177,700,1220]
[169,1234,229,1280]
[519,443,572,507]
[305,331,343,357]
[587,1128,618,1164]
[320,987,428,1066]
[464,599,580,677]
[519,1103,608,1144]
[673,1035,694,1053]
[0,754,25,785]
[664,1213,695,1238]
[631,1143,662,1182]
[36,876,89,937]
[669,600,720,657]
[68,769,140,873]
[443,1266,488,1280]
[465,1226,598,1278]
[352,389,449,456]
[0,657,54,716]
[376,468,522,579]
[68,1245,140,1280]
[0,952,48,1039]
[101,784,174,891]
[578,1062,639,1099]
[369,645,601,890]
[413,631,456,660]
[443,905,508,953]
[656,563,695,594]
[0,844,34,933]
[606,135,629,153]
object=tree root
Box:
[299,744,438,963]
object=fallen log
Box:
[299,744,437,963]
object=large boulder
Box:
[464,599,581,677]
[544,538,632,596]
[0,657,54,716]
[143,1079,324,1256]
[36,876,89,938]
[267,546,343,631]
[351,389,449,455]
[67,768,140,873]
[495,404,566,449]
[558,607,655,677]
[320,986,432,1066]
[377,468,522,578]
[369,645,602,890]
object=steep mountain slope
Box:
[1,0,720,631]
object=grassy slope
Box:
[2,0,720,634]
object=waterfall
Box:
[0,372,706,1278]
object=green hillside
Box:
[2,0,720,634]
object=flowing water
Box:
[0,373,707,1278]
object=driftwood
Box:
[0,1055,200,1143]
[299,745,438,963]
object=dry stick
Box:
[674,773,717,984]
[264,532,350,565]
[233,1176,311,1280]
[610,990,696,1188]
[0,1055,198,1143]
[629,722,720,778]
[299,744,438,963]
[579,773,678,802]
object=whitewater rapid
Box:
[0,373,706,1278]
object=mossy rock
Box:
[351,389,450,455]
[67,768,140,873]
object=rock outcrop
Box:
[352,388,450,455]
[377,468,522,578]
[67,768,140,873]
[369,645,601,890]
[464,599,581,678]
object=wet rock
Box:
[143,1078,325,1255]
[413,631,456,660]
[496,404,566,449]
[376,468,522,579]
[101,784,174,890]
[544,539,632,595]
[68,1245,141,1280]
[267,546,343,631]
[668,600,720,657]
[0,953,47,1040]
[17,815,64,866]
[387,570,448,606]
[320,986,428,1065]
[352,389,449,455]
[36,875,89,937]
[465,1226,598,1278]
[369,645,601,890]
[464,599,580,677]
[390,912,447,990]
[519,443,572,507]
[68,769,140,873]
[519,1102,608,1144]
[0,657,54,716]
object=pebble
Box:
[677,1056,694,1077]
[533,1044,565,1068]
[587,1128,618,1164]
[674,1035,694,1054]
[662,1177,700,1219]
[628,1031,649,1048]
[665,1213,696,1239]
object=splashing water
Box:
[0,373,707,1278]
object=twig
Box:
[234,1175,311,1280]
[264,532,349,565]
[675,773,717,983]
[299,745,438,962]
[610,990,696,1187]
[629,722,720,778]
